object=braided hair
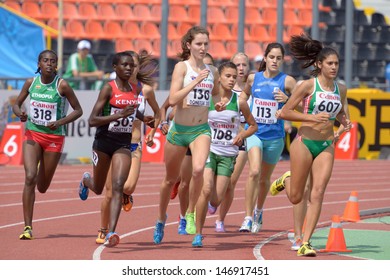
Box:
[35,50,58,74]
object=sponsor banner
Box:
[1,88,388,160]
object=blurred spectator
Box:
[251,54,263,73]
[63,40,104,90]
[386,62,390,92]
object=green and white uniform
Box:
[27,75,68,136]
[300,78,342,158]
[303,78,342,120]
[208,91,241,156]
[206,92,241,176]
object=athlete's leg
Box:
[302,148,334,243]
[21,140,42,227]
[108,149,132,233]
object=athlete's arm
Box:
[240,73,254,102]
[51,79,83,129]
[12,78,33,122]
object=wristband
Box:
[159,121,169,129]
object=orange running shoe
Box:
[170,180,180,199]
[122,193,133,212]
[96,228,108,244]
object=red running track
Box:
[1,160,389,260]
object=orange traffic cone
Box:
[341,191,361,222]
[320,215,352,253]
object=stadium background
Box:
[0,0,389,161]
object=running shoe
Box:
[178,217,187,235]
[251,210,263,233]
[79,172,91,201]
[297,242,317,257]
[291,237,303,251]
[185,212,196,234]
[153,220,165,244]
[104,232,120,247]
[192,234,203,247]
[239,217,252,232]
[170,180,180,199]
[19,226,33,240]
[270,171,291,196]
[215,220,225,233]
[122,194,133,212]
[96,228,108,244]
[208,202,217,215]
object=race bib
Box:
[186,88,210,107]
[251,97,278,124]
[108,107,135,133]
[210,121,237,146]
[29,100,57,126]
[312,92,341,119]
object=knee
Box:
[37,184,49,193]
[95,189,104,195]
[164,177,177,189]
[192,166,204,179]
[310,186,326,202]
[201,185,213,199]
[25,172,37,187]
[289,192,303,205]
[111,178,126,195]
[104,189,112,200]
[248,168,260,180]
[179,181,189,190]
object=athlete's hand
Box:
[47,121,59,130]
[143,115,155,128]
[313,112,330,123]
[340,116,352,132]
[159,121,169,135]
[214,102,226,112]
[196,69,210,84]
[232,135,244,146]
[120,105,135,118]
[19,111,27,122]
[333,131,341,143]
[145,133,154,147]
[275,109,282,119]
[273,89,288,103]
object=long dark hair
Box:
[126,50,157,86]
[289,34,339,77]
[218,61,237,75]
[35,50,58,74]
[179,26,209,61]
[258,42,285,72]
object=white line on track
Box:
[91,197,390,260]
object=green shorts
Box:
[301,137,333,159]
[206,151,237,177]
[167,121,211,147]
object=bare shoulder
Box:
[285,75,296,85]
[142,83,155,97]
[337,82,347,94]
[173,61,186,72]
[247,73,255,83]
[300,78,314,90]
[285,75,297,92]
[57,78,74,96]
